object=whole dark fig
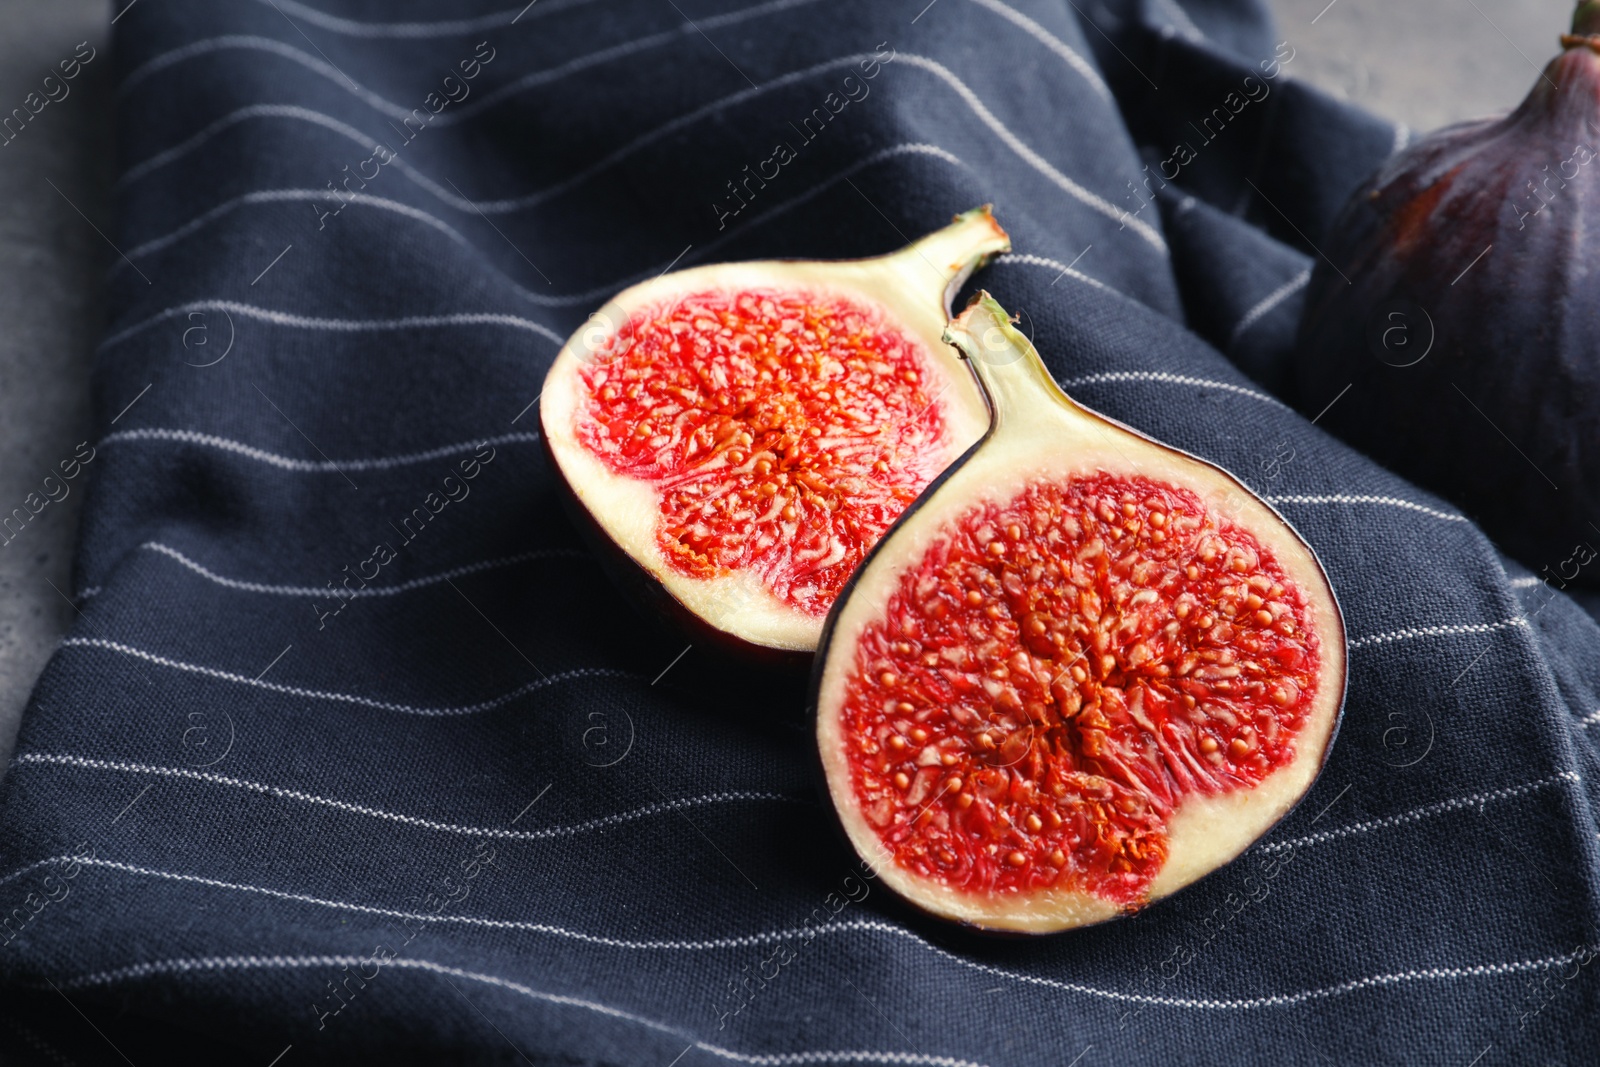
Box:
[1292,1,1600,580]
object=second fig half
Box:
[815,294,1347,933]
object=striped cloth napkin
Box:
[1,0,1595,1063]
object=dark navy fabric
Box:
[2,1,1598,1063]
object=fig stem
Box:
[942,291,1069,437]
[899,206,1012,313]
[1572,0,1600,38]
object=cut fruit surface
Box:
[573,289,953,615]
[542,209,1008,659]
[839,475,1322,906]
[814,294,1346,933]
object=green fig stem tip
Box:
[1571,1,1600,40]
[942,291,1068,434]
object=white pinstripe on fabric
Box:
[97,428,541,472]
[892,55,1164,250]
[114,43,1166,247]
[992,252,1118,295]
[1229,268,1310,346]
[115,143,969,307]
[1509,576,1546,589]
[959,0,1111,101]
[119,35,408,102]
[252,0,1112,145]
[242,0,599,38]
[91,536,1535,695]
[658,143,969,275]
[113,188,472,275]
[4,753,1588,1011]
[246,0,1108,126]
[1574,709,1600,729]
[52,951,995,1066]
[116,102,472,209]
[1058,370,1289,409]
[13,751,1572,873]
[100,301,566,353]
[91,450,1466,555]
[122,0,826,129]
[11,753,803,841]
[1261,772,1581,853]
[0,856,63,890]
[40,888,1597,1013]
[64,613,1535,719]
[59,638,639,717]
[132,542,591,598]
[120,105,403,187]
[436,0,826,128]
[1262,495,1469,524]
[454,51,1155,231]
[129,0,1104,128]
[1347,617,1529,650]
[55,945,1600,1014]
[0,850,877,950]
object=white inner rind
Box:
[542,256,992,652]
[816,387,1346,933]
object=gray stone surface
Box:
[0,0,1578,771]
[1267,0,1573,134]
[0,0,112,772]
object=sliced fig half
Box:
[541,209,1009,664]
[815,294,1347,933]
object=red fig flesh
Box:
[541,210,1009,659]
[815,294,1346,932]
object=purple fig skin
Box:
[1292,6,1600,580]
